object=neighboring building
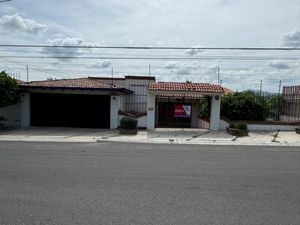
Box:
[281,85,300,122]
[0,75,226,130]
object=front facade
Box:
[0,75,225,131]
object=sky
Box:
[0,0,299,92]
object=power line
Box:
[1,55,299,60]
[0,44,299,50]
[2,49,296,57]
[0,58,64,79]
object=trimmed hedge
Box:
[229,122,248,130]
[120,117,138,130]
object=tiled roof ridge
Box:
[22,77,123,89]
[95,79,123,88]
[149,82,225,93]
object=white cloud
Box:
[86,61,111,68]
[0,14,47,34]
[164,61,181,69]
[164,61,200,75]
[185,46,203,55]
[280,29,300,47]
[43,37,96,61]
[267,60,291,69]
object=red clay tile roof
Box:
[157,93,205,98]
[222,86,234,94]
[20,77,132,93]
[148,82,224,93]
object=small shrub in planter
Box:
[295,126,300,135]
[119,117,138,135]
[227,122,249,137]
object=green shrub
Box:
[229,123,236,129]
[221,91,270,121]
[236,123,247,130]
[0,71,20,108]
[229,122,248,130]
[120,117,138,130]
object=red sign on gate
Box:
[174,104,191,118]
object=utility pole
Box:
[278,80,282,94]
[26,65,29,82]
[217,66,220,85]
[260,80,263,95]
[149,65,151,76]
[277,80,282,121]
[111,67,114,85]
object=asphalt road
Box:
[0,142,299,225]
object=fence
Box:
[221,90,300,123]
[124,84,148,113]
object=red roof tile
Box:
[20,77,125,90]
[222,86,234,94]
[148,82,224,93]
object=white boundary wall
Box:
[220,119,296,131]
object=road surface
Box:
[0,142,299,225]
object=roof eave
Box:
[20,85,134,94]
[148,89,224,96]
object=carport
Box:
[19,77,132,129]
[147,82,225,131]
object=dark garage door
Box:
[30,93,110,128]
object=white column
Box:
[110,95,121,129]
[20,93,30,128]
[210,94,221,131]
[147,93,156,130]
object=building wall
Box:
[110,95,121,129]
[0,104,21,127]
[210,95,221,131]
[125,78,154,113]
[20,93,31,128]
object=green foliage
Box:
[221,91,270,121]
[120,117,138,130]
[0,71,20,108]
[229,123,236,129]
[199,96,211,119]
[229,122,248,130]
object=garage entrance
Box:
[30,93,110,128]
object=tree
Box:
[0,71,20,108]
[221,91,270,121]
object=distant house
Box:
[0,75,229,131]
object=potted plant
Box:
[226,122,249,137]
[0,116,7,129]
[295,126,300,134]
[119,117,138,135]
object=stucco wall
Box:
[0,104,21,127]
[220,119,295,131]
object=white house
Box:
[0,75,225,130]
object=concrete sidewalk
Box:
[0,127,300,146]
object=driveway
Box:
[0,127,119,142]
